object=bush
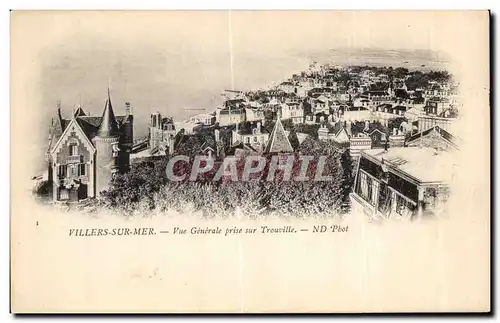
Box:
[85,138,355,217]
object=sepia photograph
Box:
[10,10,490,313]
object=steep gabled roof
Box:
[264,118,294,154]
[46,109,68,154]
[73,106,87,117]
[49,118,97,156]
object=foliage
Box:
[292,124,321,139]
[405,70,451,91]
[86,136,355,217]
[32,180,52,202]
[370,82,389,91]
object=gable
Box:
[50,118,96,160]
[407,126,458,150]
[335,128,350,142]
[265,119,294,153]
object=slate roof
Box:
[46,92,132,154]
[97,90,120,137]
[407,125,459,148]
[236,121,270,136]
[73,106,87,117]
[264,118,294,154]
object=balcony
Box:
[67,155,82,164]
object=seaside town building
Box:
[149,112,177,156]
[231,121,270,152]
[350,147,454,220]
[45,90,133,202]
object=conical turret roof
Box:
[97,88,120,137]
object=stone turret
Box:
[93,89,120,194]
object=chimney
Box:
[157,114,163,130]
[393,128,397,136]
[256,122,261,134]
[125,102,131,117]
[214,129,220,142]
[364,120,370,132]
[56,100,62,118]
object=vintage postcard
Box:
[10,11,490,313]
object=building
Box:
[278,81,296,94]
[45,90,133,202]
[349,133,373,159]
[317,124,330,141]
[218,107,246,126]
[360,90,392,102]
[311,95,330,114]
[264,117,294,154]
[388,128,406,147]
[232,121,270,152]
[350,147,454,220]
[187,113,215,126]
[342,106,372,122]
[149,112,177,156]
[424,97,451,116]
[406,125,459,151]
[404,107,425,123]
[418,115,457,133]
[280,102,304,124]
[244,107,265,122]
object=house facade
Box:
[280,102,304,124]
[232,121,270,151]
[45,91,133,203]
[350,147,453,220]
[149,112,177,156]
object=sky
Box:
[12,10,481,171]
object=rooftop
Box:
[362,147,456,184]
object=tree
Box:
[394,67,409,79]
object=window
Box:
[69,142,78,156]
[71,166,78,177]
[58,164,67,177]
[356,171,373,204]
[253,136,258,143]
[246,137,250,144]
[79,163,86,176]
[394,193,415,217]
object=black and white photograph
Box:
[10,10,490,313]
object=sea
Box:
[30,46,450,176]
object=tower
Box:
[120,102,133,173]
[149,112,162,151]
[93,89,120,195]
[265,114,294,154]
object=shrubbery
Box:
[84,139,354,218]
